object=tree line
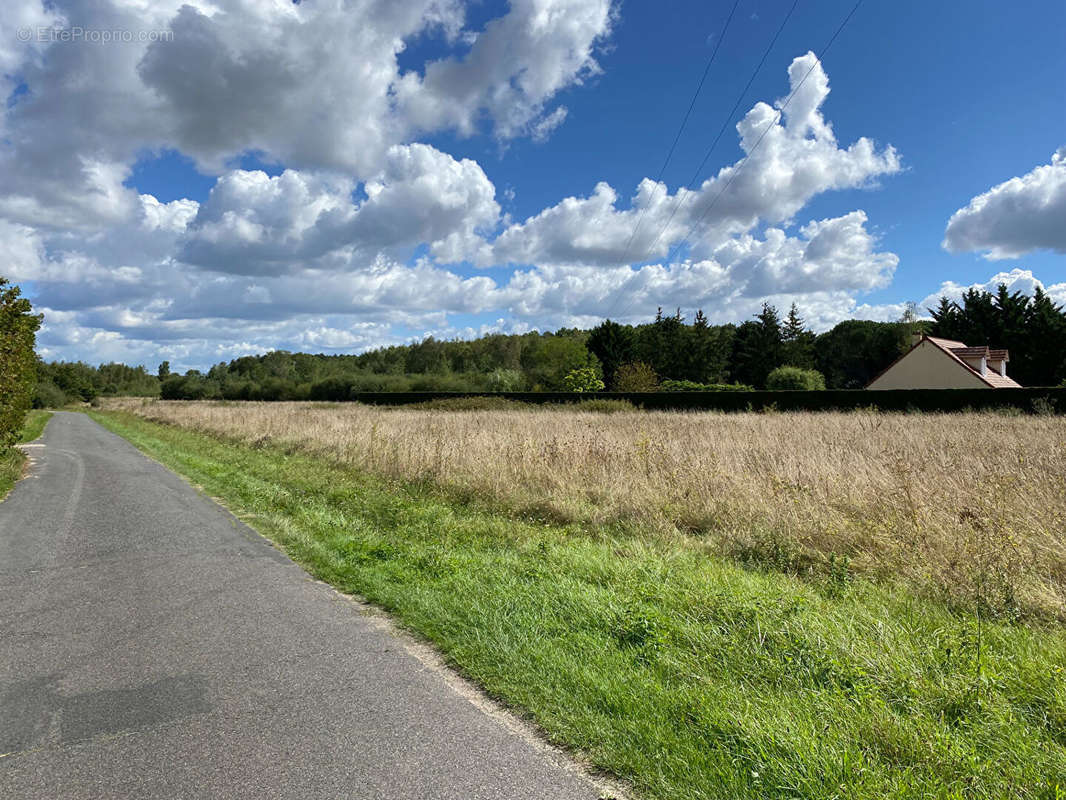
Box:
[929,284,1066,387]
[146,304,916,401]
[35,361,162,405]
[1,278,41,447]
[25,281,1066,406]
[35,303,911,402]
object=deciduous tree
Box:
[0,277,41,445]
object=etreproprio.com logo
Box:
[17,27,174,44]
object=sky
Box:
[2,0,1064,371]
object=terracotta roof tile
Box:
[982,372,1022,388]
[925,336,967,348]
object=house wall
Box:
[868,340,990,390]
[960,355,987,375]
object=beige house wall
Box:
[868,340,990,390]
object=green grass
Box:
[90,409,1066,800]
[18,409,52,443]
[0,410,52,499]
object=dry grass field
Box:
[93,402,1066,797]
[104,398,1066,618]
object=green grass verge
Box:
[0,410,52,499]
[19,409,52,443]
[89,410,1066,800]
[0,447,22,499]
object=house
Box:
[867,334,1022,390]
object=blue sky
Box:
[2,0,1064,370]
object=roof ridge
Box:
[925,335,967,348]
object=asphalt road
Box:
[0,412,605,799]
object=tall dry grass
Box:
[104,399,1066,618]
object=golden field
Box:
[103,398,1066,618]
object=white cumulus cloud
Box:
[943,147,1066,259]
[918,267,1066,312]
[1,0,606,232]
[180,144,500,274]
[1,5,920,368]
[473,52,900,268]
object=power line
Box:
[639,0,799,266]
[616,0,741,269]
[612,0,864,324]
[674,0,863,260]
[603,0,798,321]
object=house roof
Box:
[949,346,990,358]
[865,335,1022,389]
[925,336,966,348]
[923,337,1021,388]
[981,371,1023,388]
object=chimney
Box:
[988,349,1009,376]
[910,332,924,347]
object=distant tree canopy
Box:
[585,319,635,388]
[29,282,1066,406]
[1,277,41,445]
[26,310,918,403]
[144,307,909,399]
[731,303,784,389]
[814,320,912,390]
[35,361,161,405]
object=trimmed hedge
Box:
[337,388,1066,414]
[659,380,754,392]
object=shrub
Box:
[253,377,293,401]
[613,362,659,392]
[766,366,826,391]
[348,373,412,393]
[1032,396,1057,416]
[33,379,69,409]
[487,368,526,392]
[563,366,605,393]
[160,374,220,400]
[409,373,483,392]
[309,377,354,401]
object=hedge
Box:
[330,388,1066,414]
[659,380,755,392]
